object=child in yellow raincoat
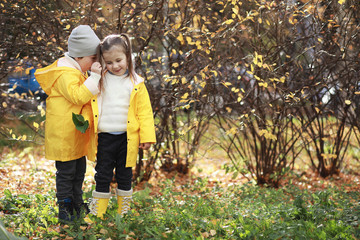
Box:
[35,25,102,223]
[85,34,156,222]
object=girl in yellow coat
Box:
[86,34,156,221]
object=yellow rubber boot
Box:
[84,191,111,223]
[116,189,133,216]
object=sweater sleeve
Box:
[84,72,101,95]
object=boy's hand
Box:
[139,142,151,150]
[91,62,102,75]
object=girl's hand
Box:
[91,62,102,75]
[139,142,151,150]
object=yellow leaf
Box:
[196,40,201,49]
[172,62,179,68]
[66,24,71,30]
[224,19,234,25]
[222,82,232,87]
[338,0,345,4]
[232,7,238,15]
[33,122,39,129]
[253,57,258,65]
[177,33,184,44]
[186,36,193,45]
[345,100,351,105]
[258,82,268,87]
[2,102,7,108]
[226,127,237,135]
[21,135,27,141]
[181,92,189,99]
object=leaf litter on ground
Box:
[0,146,360,239]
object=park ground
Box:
[0,145,359,199]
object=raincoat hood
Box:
[35,55,84,95]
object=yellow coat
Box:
[35,60,96,161]
[91,79,156,167]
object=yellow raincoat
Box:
[35,60,96,161]
[91,78,156,167]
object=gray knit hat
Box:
[67,25,100,57]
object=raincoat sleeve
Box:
[55,71,95,105]
[137,85,156,144]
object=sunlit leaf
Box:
[226,127,237,135]
[181,93,189,99]
[258,82,268,87]
[224,19,234,25]
[177,33,184,44]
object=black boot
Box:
[58,198,74,223]
[73,202,90,219]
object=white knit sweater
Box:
[97,72,134,133]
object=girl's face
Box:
[102,45,128,76]
[76,55,97,72]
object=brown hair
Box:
[98,33,135,93]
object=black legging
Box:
[95,132,133,192]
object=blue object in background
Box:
[7,63,45,99]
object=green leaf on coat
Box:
[72,112,89,134]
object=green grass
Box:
[1,178,359,239]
